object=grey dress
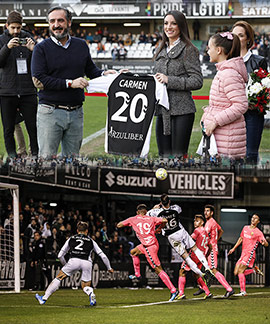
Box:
[153,40,203,135]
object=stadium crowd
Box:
[0,197,138,289]
[0,198,134,262]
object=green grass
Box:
[1,287,270,324]
[1,79,269,159]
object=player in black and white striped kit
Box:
[35,221,113,306]
[148,194,214,293]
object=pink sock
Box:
[158,271,176,293]
[197,277,210,295]
[131,255,141,277]
[178,276,186,295]
[244,269,254,276]
[238,273,246,292]
[215,271,232,291]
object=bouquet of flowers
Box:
[247,67,270,113]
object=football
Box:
[155,168,168,181]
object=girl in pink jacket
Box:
[202,32,248,159]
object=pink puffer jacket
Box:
[202,57,248,158]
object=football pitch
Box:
[1,287,270,324]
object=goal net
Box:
[0,182,20,293]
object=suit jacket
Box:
[153,40,203,135]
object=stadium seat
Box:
[91,51,97,58]
[90,43,97,49]
[105,43,111,51]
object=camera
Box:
[18,38,27,45]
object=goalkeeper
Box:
[35,221,113,306]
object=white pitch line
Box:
[82,128,105,146]
[0,292,269,309]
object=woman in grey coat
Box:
[154,10,203,158]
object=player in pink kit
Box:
[117,204,178,302]
[203,204,234,298]
[228,214,268,296]
[178,214,213,299]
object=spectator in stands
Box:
[97,41,105,54]
[153,10,203,158]
[19,212,27,236]
[111,44,119,61]
[97,27,103,37]
[46,227,59,258]
[92,31,101,44]
[124,32,133,46]
[41,222,51,239]
[109,231,124,262]
[0,10,38,158]
[107,33,113,43]
[86,32,93,44]
[138,30,147,43]
[117,35,124,46]
[75,28,81,38]
[31,6,116,158]
[151,32,160,47]
[146,33,153,43]
[232,21,268,164]
[103,27,109,40]
[192,19,201,40]
[118,43,128,60]
[111,33,118,44]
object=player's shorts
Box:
[62,258,92,282]
[236,252,255,268]
[207,250,218,269]
[181,252,202,271]
[137,243,160,269]
[168,228,195,256]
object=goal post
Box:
[0,182,20,293]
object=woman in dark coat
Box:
[232,21,268,164]
[154,10,203,158]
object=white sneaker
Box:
[89,292,96,306]
[35,293,46,305]
[235,291,247,297]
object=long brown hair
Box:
[154,10,193,59]
[232,21,254,50]
[211,32,241,60]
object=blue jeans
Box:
[245,110,264,164]
[37,104,83,158]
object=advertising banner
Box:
[4,165,234,199]
[57,164,99,192]
[100,168,234,199]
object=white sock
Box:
[43,278,61,300]
[193,248,210,270]
[185,256,204,277]
[83,286,93,296]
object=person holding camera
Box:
[0,11,38,158]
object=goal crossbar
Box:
[0,182,20,293]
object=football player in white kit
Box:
[35,221,113,306]
[148,194,214,287]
